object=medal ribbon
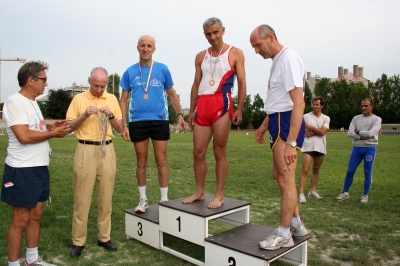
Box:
[138,60,154,94]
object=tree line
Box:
[313,73,400,128]
[3,73,397,130]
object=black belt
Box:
[78,140,112,145]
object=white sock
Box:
[291,216,302,228]
[278,226,291,237]
[8,261,20,266]
[160,187,168,201]
[26,247,38,264]
[138,186,146,199]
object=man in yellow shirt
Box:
[66,67,123,258]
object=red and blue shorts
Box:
[195,93,234,126]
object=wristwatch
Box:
[286,141,297,148]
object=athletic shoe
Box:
[335,192,349,201]
[291,221,308,237]
[25,256,57,266]
[308,191,323,199]
[360,194,368,204]
[134,197,148,213]
[160,198,168,203]
[258,229,294,250]
[298,194,307,204]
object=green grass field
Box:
[0,132,399,265]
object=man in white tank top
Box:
[182,17,246,209]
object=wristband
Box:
[177,112,183,117]
[108,113,114,120]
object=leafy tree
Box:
[323,80,368,128]
[304,82,313,114]
[183,114,189,122]
[391,74,400,122]
[232,94,252,129]
[167,93,179,125]
[0,102,3,119]
[38,101,47,118]
[252,94,264,111]
[46,89,72,119]
[371,74,400,123]
[250,110,267,129]
[107,74,120,100]
[232,95,238,111]
[314,77,332,114]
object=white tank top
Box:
[199,45,236,95]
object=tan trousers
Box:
[71,142,116,246]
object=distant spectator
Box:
[335,99,382,204]
[298,96,330,204]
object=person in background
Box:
[335,99,381,204]
[298,96,330,204]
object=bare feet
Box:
[208,197,224,209]
[182,192,205,204]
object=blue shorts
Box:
[268,111,306,149]
[1,164,50,208]
[129,121,170,142]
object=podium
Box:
[205,223,309,266]
[125,195,309,265]
[125,204,160,249]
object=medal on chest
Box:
[138,60,154,100]
[209,43,224,87]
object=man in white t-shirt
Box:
[1,61,70,266]
[250,24,308,250]
[298,96,330,204]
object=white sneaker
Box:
[258,229,294,250]
[291,221,308,237]
[160,198,168,203]
[360,194,368,204]
[134,197,148,213]
[298,194,306,204]
[335,192,349,201]
[308,191,323,199]
[25,256,57,266]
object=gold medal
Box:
[209,43,224,88]
[139,60,154,100]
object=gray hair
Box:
[137,35,156,46]
[362,98,374,106]
[258,24,278,41]
[90,67,108,78]
[203,17,223,29]
[17,60,49,87]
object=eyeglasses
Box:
[33,76,47,83]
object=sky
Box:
[1,0,399,108]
